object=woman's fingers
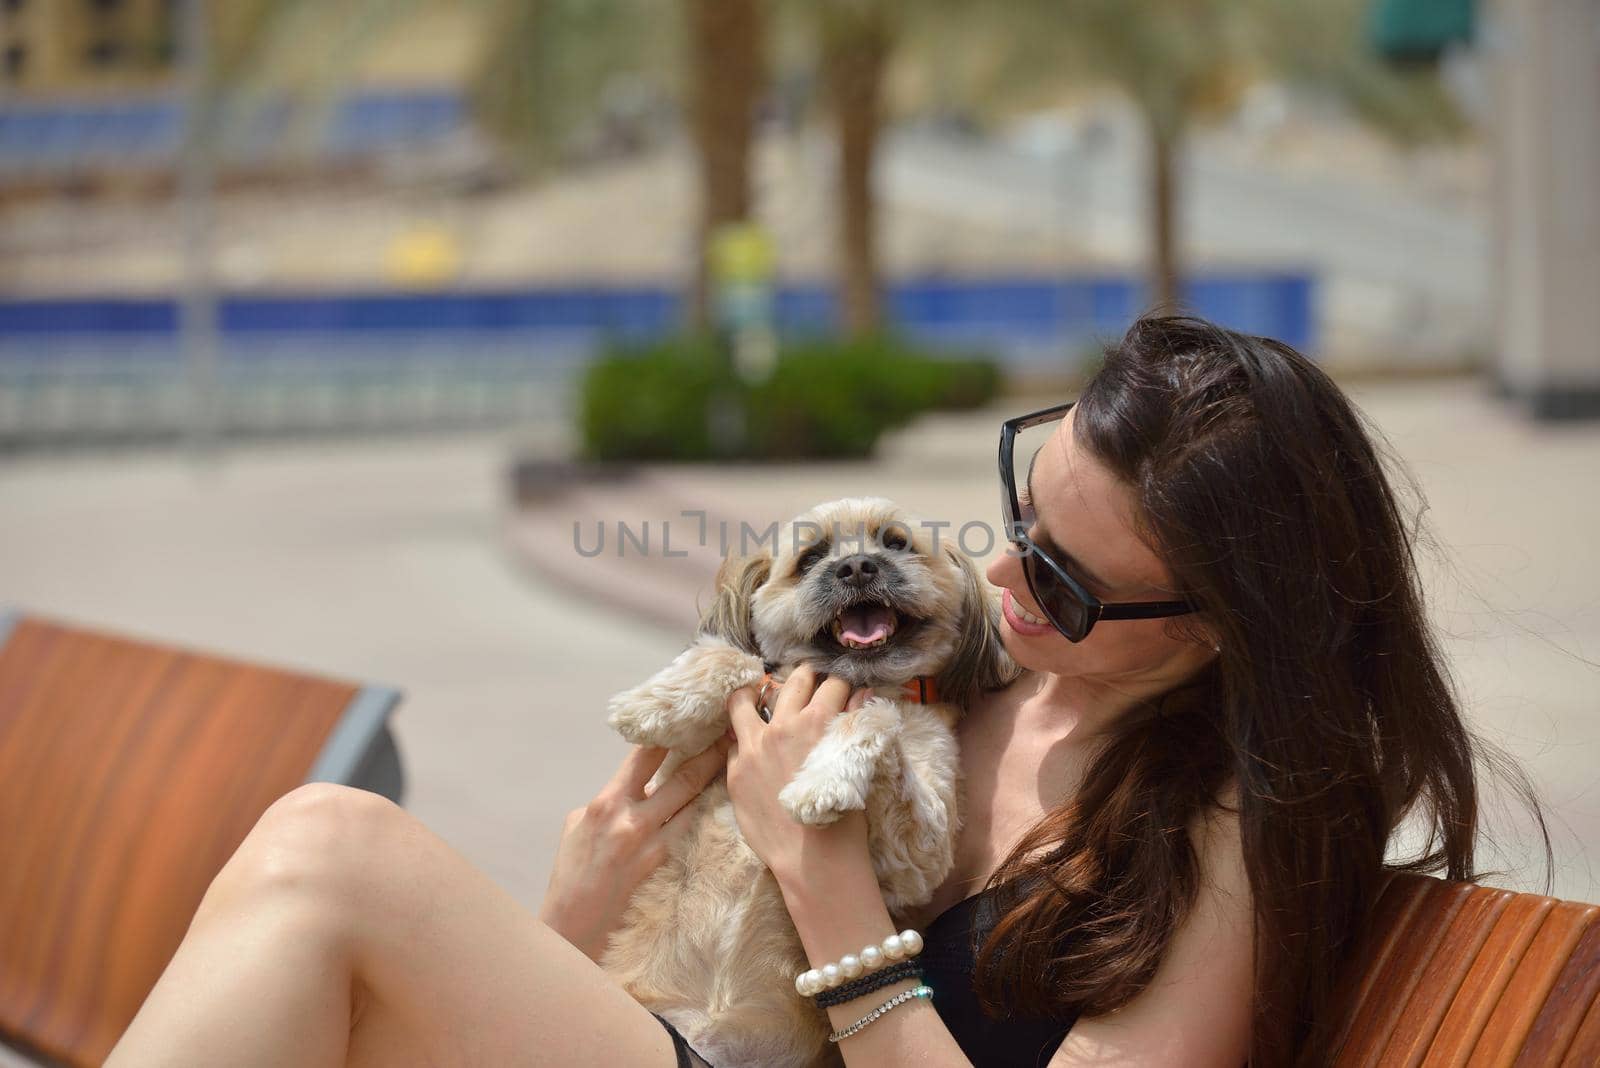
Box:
[806,675,854,718]
[771,663,819,721]
[640,738,730,823]
[725,676,873,786]
[608,745,670,800]
[728,685,764,748]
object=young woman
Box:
[107,315,1505,1066]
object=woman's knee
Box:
[205,783,411,920]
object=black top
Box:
[921,890,1077,1067]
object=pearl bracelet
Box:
[827,984,934,1043]
[794,929,924,997]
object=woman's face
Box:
[985,409,1216,692]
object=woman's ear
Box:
[697,553,772,655]
[1170,615,1222,657]
[936,545,1020,709]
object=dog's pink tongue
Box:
[840,604,894,644]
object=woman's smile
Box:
[1001,587,1055,637]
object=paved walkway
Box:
[2,378,1597,914]
[0,433,680,911]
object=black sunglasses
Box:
[998,401,1195,642]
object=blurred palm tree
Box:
[991,0,1467,308]
[678,0,768,331]
[467,0,769,328]
[785,0,1462,337]
[211,0,761,330]
[193,2,1458,336]
[784,0,978,340]
[809,0,900,339]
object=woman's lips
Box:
[1002,588,1056,637]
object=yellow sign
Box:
[388,225,462,287]
[710,222,775,286]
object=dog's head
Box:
[700,497,1014,704]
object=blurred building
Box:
[1,0,175,91]
[0,1,486,200]
[0,1,480,95]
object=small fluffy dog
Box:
[604,497,1013,1068]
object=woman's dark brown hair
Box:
[975,315,1546,1064]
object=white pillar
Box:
[1490,0,1600,419]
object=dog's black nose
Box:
[835,555,879,585]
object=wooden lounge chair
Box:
[1327,871,1600,1065]
[0,610,402,1068]
[2,610,1595,1065]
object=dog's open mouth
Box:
[827,602,902,651]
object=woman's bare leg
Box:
[106,783,679,1068]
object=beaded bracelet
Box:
[815,960,923,1008]
[827,984,934,1043]
[794,929,924,996]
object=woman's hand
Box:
[538,740,729,961]
[725,665,875,896]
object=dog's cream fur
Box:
[604,498,1013,1068]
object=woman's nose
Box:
[986,548,1022,588]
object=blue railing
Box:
[0,274,1314,443]
[0,273,1312,353]
[0,89,468,178]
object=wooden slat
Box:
[1558,989,1600,1067]
[1469,902,1599,1066]
[1420,893,1556,1066]
[1381,884,1517,1067]
[1515,917,1600,1066]
[1328,873,1437,1061]
[0,617,362,1067]
[1331,877,1475,1067]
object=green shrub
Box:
[580,335,1003,462]
[930,356,1002,410]
[580,337,723,461]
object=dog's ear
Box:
[698,553,772,656]
[935,545,1020,709]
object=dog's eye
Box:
[882,530,909,551]
[797,544,828,573]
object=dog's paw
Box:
[607,691,731,755]
[605,689,678,747]
[778,776,867,826]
